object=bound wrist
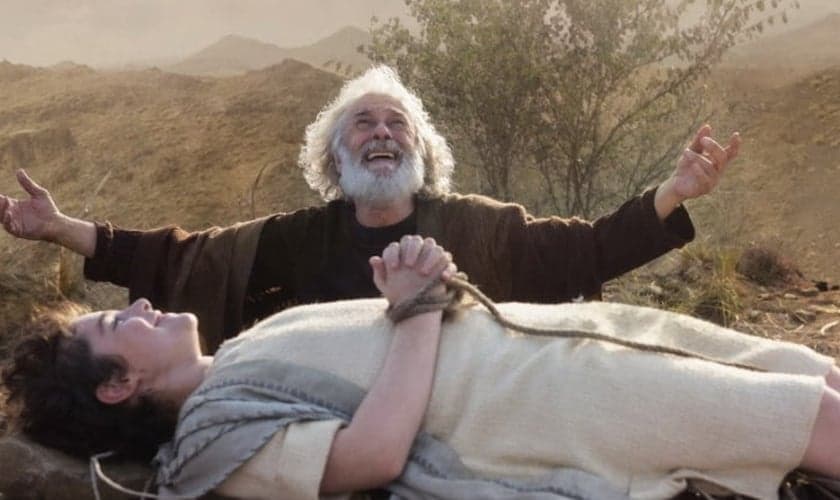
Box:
[386,282,450,324]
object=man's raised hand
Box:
[654,125,742,220]
[0,170,63,241]
[0,170,97,258]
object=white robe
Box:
[215,299,833,500]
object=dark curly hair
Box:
[2,302,177,462]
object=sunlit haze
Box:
[1,0,836,68]
[0,0,409,67]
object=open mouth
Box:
[365,151,397,161]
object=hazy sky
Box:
[0,0,836,68]
[0,0,409,67]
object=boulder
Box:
[0,433,152,500]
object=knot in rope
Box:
[385,273,473,323]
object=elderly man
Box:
[0,66,739,351]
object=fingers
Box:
[681,149,717,192]
[700,131,741,176]
[427,251,453,278]
[2,198,20,235]
[691,127,741,173]
[399,234,424,267]
[1,201,10,233]
[16,169,48,198]
[381,235,454,277]
[724,132,741,162]
[418,239,449,276]
[700,136,727,171]
[441,262,458,281]
[370,256,386,291]
[382,241,400,271]
[688,124,712,154]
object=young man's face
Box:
[72,298,200,385]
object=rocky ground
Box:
[606,247,840,361]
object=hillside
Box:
[168,26,371,77]
[692,63,840,286]
[1,51,839,315]
[0,59,342,335]
[0,59,339,227]
[720,13,840,87]
[0,60,44,82]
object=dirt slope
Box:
[690,63,840,286]
[721,13,840,88]
[0,59,342,342]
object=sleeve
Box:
[215,419,345,500]
[83,221,192,298]
[588,186,693,282]
[241,214,299,326]
[84,217,269,350]
[508,186,694,302]
[83,221,145,286]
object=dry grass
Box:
[607,244,744,327]
[683,246,743,327]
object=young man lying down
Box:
[4,236,840,500]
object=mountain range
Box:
[166,26,371,77]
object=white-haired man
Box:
[0,66,739,351]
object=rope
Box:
[388,275,764,372]
[386,275,465,323]
[89,452,193,500]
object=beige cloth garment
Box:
[216,419,346,500]
[213,299,833,500]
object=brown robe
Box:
[85,189,693,351]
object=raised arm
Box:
[320,235,456,494]
[0,169,96,257]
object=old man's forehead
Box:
[350,93,411,118]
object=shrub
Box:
[736,245,800,287]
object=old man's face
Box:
[336,93,424,205]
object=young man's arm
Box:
[320,236,454,493]
[320,310,443,492]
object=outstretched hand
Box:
[655,125,742,219]
[370,235,457,306]
[0,170,63,241]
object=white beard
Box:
[336,144,425,206]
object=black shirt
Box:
[243,204,417,326]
